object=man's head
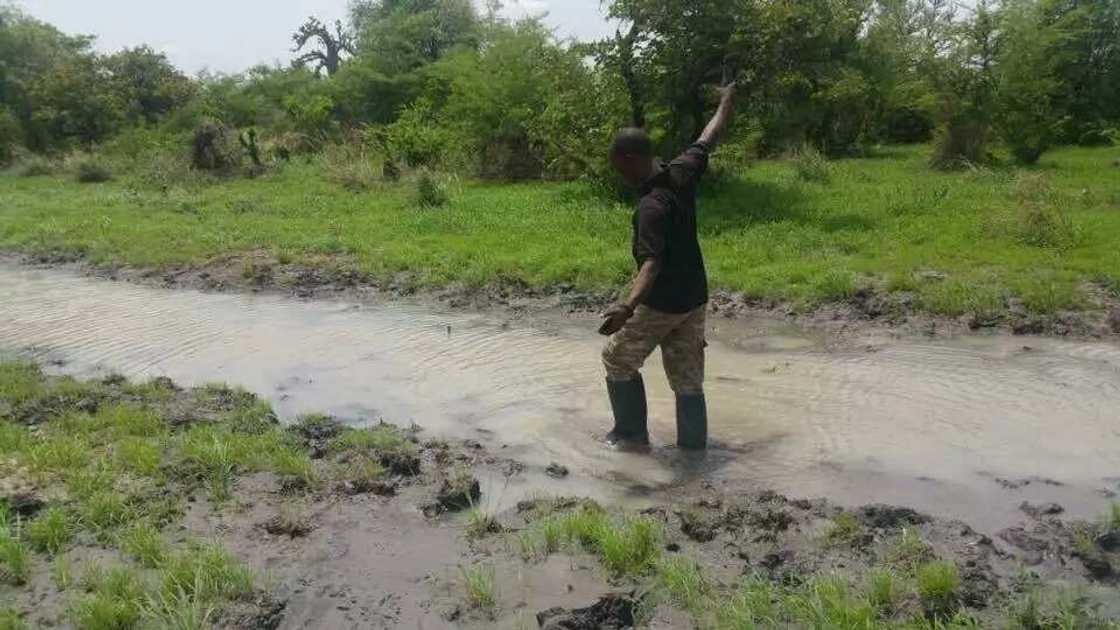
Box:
[609,127,656,187]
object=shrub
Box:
[930,118,990,170]
[414,170,451,209]
[0,107,21,166]
[191,120,242,173]
[319,143,382,192]
[76,160,112,183]
[18,156,55,177]
[792,144,830,183]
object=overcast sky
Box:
[16,0,616,75]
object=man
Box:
[599,83,736,451]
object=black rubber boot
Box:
[605,376,649,447]
[675,393,708,450]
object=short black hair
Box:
[609,127,653,157]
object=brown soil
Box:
[6,249,1118,341]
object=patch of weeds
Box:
[1009,174,1080,249]
[415,169,452,208]
[596,516,662,578]
[716,576,779,627]
[75,160,113,184]
[65,463,115,497]
[115,437,162,477]
[917,561,960,619]
[657,556,709,614]
[269,446,317,489]
[0,423,28,454]
[224,400,277,435]
[1015,278,1083,315]
[824,511,866,548]
[17,156,54,177]
[121,521,168,568]
[921,280,1006,322]
[143,587,215,630]
[466,507,501,540]
[867,569,901,617]
[51,555,73,590]
[788,576,877,628]
[0,609,28,630]
[460,563,497,611]
[0,528,29,585]
[518,515,564,560]
[160,543,253,603]
[813,270,857,302]
[331,424,412,454]
[80,491,132,538]
[69,566,146,630]
[27,506,72,555]
[885,528,936,573]
[179,427,238,502]
[1105,502,1120,531]
[27,435,89,472]
[793,144,831,183]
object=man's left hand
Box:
[598,304,634,336]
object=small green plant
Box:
[460,563,497,611]
[466,508,500,540]
[69,566,146,630]
[0,608,29,630]
[80,491,132,537]
[793,144,831,183]
[76,160,113,184]
[121,522,168,568]
[597,516,662,578]
[716,576,779,628]
[415,169,451,208]
[1106,502,1120,530]
[116,438,162,477]
[51,556,73,590]
[791,577,877,628]
[18,156,54,177]
[867,570,900,616]
[159,544,253,604]
[0,530,29,585]
[824,511,865,547]
[917,561,960,619]
[657,556,708,614]
[885,528,935,573]
[27,506,72,555]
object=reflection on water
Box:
[2,263,1118,530]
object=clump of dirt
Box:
[537,593,636,630]
[545,462,570,479]
[426,474,482,516]
[857,504,931,529]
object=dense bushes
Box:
[1,0,1118,180]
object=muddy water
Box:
[2,263,1118,531]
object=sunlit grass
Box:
[2,145,1117,320]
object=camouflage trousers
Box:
[602,304,707,395]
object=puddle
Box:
[2,263,1118,531]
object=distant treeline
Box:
[1,0,1118,178]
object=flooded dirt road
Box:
[2,262,1118,531]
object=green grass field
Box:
[2,145,1119,319]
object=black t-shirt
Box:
[631,142,710,314]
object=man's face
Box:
[610,152,646,188]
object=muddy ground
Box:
[2,366,1118,629]
[7,250,1119,343]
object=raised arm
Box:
[697,83,737,148]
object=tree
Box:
[291,17,355,76]
[104,45,194,123]
[350,0,480,75]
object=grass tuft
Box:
[121,521,168,568]
[27,506,72,555]
[460,563,497,611]
[917,561,960,619]
[159,543,253,604]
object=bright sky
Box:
[16,0,616,75]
